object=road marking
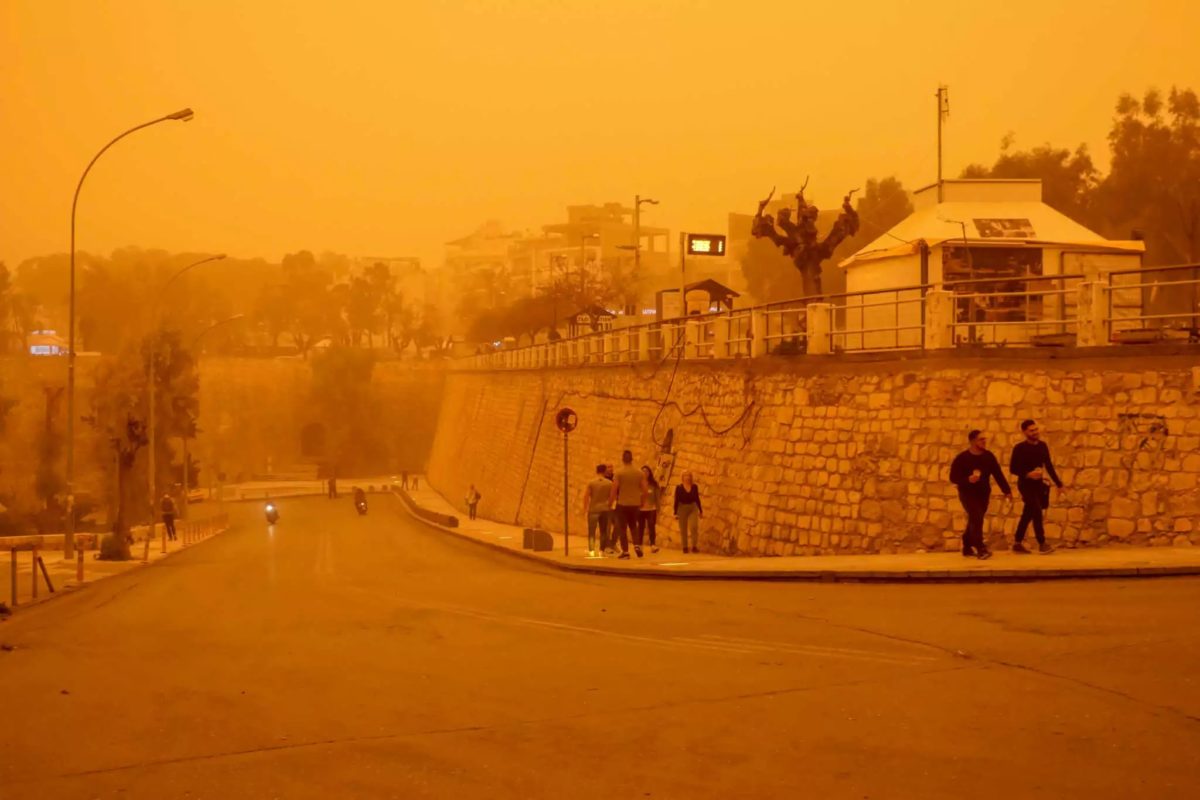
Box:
[692,634,940,665]
[399,601,938,664]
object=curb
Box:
[393,490,1200,584]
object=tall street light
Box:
[64,107,195,558]
[148,254,226,532]
[180,313,245,518]
[632,195,659,279]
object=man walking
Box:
[1010,419,1063,554]
[581,464,611,557]
[465,485,481,520]
[160,493,178,542]
[609,450,648,559]
[949,430,1011,560]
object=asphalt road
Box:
[1,495,1197,799]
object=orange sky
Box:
[2,0,1196,272]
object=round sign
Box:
[555,407,578,434]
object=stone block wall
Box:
[427,353,1200,555]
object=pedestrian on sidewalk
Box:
[465,485,482,520]
[949,430,1012,560]
[674,472,703,554]
[638,465,662,554]
[609,451,647,559]
[327,475,338,499]
[581,464,611,557]
[412,474,420,490]
[600,464,616,553]
[401,471,409,490]
[1010,419,1064,555]
[160,493,178,542]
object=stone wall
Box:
[427,352,1200,555]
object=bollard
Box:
[161,523,167,554]
[10,548,16,608]
[77,548,84,583]
[143,532,150,563]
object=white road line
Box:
[695,634,940,664]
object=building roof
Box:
[839,180,1144,268]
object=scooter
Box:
[355,496,368,515]
[265,502,279,524]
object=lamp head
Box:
[167,108,195,122]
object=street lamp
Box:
[64,107,195,558]
[148,254,226,531]
[178,313,245,518]
[632,195,659,278]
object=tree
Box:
[0,263,36,354]
[309,347,378,474]
[1096,87,1200,264]
[280,250,335,356]
[87,350,149,560]
[741,178,914,302]
[961,137,1100,224]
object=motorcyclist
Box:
[353,486,367,513]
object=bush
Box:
[98,533,131,561]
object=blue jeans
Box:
[587,511,609,552]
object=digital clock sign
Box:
[686,233,726,256]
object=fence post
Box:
[714,316,730,358]
[31,546,38,600]
[807,303,833,354]
[10,548,16,607]
[924,289,955,349]
[750,309,768,357]
[1075,281,1108,347]
[77,548,84,583]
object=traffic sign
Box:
[555,407,578,434]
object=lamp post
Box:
[64,107,194,559]
[148,254,226,534]
[179,313,245,518]
[632,195,658,279]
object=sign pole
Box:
[562,432,569,557]
[553,407,578,558]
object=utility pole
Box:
[936,85,950,203]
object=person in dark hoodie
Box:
[1009,419,1063,554]
[949,429,1012,560]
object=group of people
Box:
[581,450,704,559]
[949,418,1064,560]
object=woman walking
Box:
[673,471,702,554]
[638,466,662,554]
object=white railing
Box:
[454,266,1200,369]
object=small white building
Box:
[838,179,1144,349]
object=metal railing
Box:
[946,272,1084,347]
[1104,263,1200,341]
[454,264,1200,369]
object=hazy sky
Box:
[2,0,1196,272]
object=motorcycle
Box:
[354,495,368,516]
[265,502,279,524]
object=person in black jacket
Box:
[949,430,1012,559]
[1009,419,1064,554]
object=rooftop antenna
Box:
[936,85,950,202]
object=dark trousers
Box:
[162,514,177,541]
[638,510,658,546]
[468,503,478,520]
[1015,481,1048,544]
[613,505,638,552]
[958,493,989,553]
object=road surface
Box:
[1,495,1197,798]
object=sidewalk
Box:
[1,516,229,612]
[401,484,1200,582]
